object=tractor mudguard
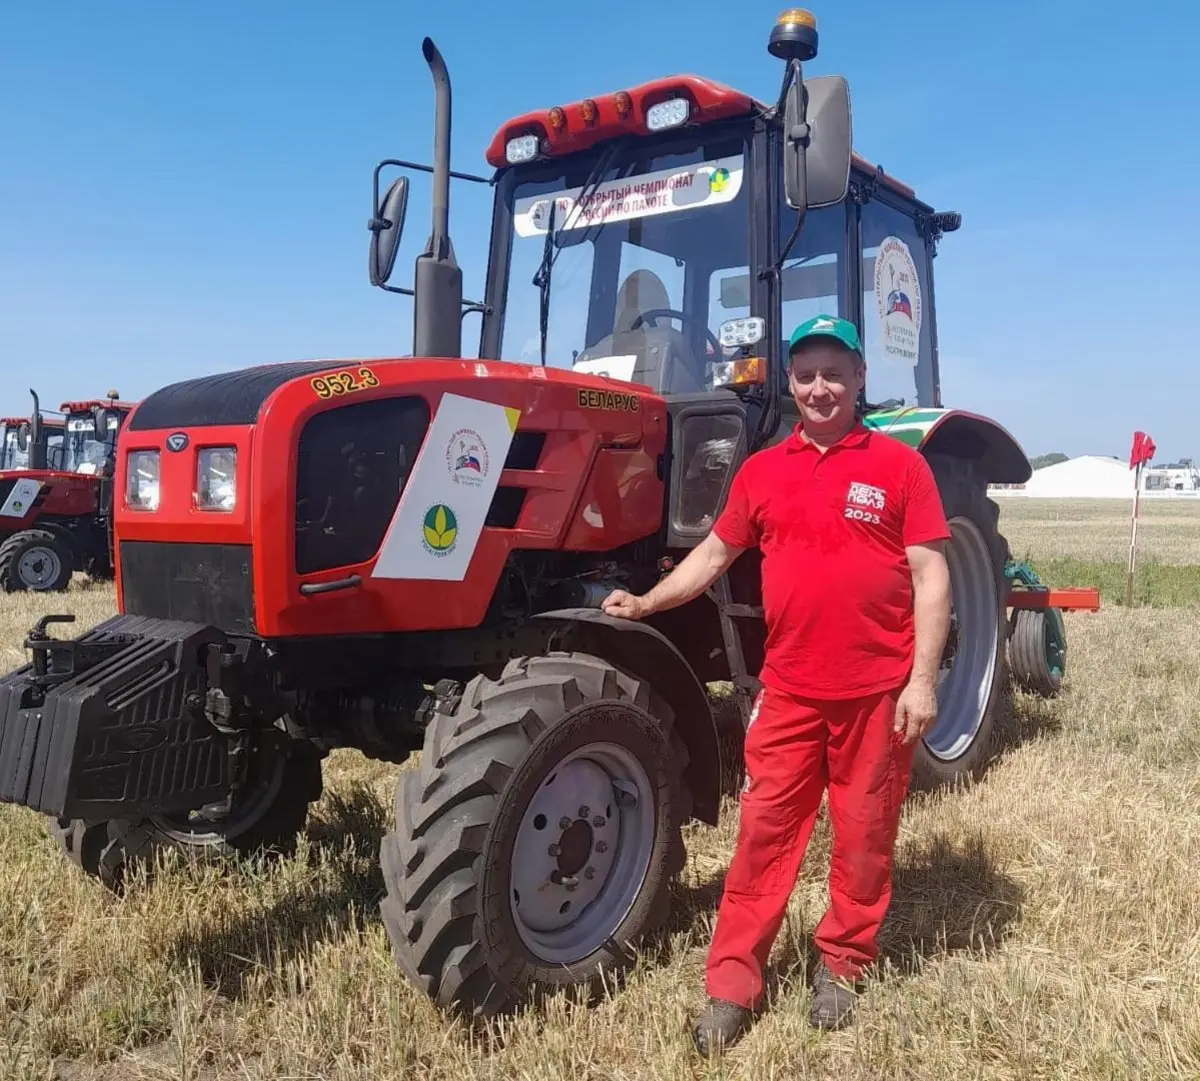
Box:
[865,407,1032,485]
[0,614,231,820]
[526,606,723,825]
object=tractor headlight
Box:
[125,450,160,511]
[196,447,236,511]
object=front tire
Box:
[0,529,74,592]
[49,733,323,890]
[379,652,691,1017]
[912,455,1010,790]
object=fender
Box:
[864,406,1032,485]
[527,607,723,825]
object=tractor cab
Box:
[0,415,65,473]
[59,395,135,478]
[0,390,66,474]
[369,11,965,545]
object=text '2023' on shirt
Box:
[712,423,951,701]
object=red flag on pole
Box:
[1129,430,1156,469]
[1125,430,1154,605]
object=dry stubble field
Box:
[2,499,1199,1080]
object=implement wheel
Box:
[379,652,691,1017]
[1007,607,1066,697]
[912,454,1010,790]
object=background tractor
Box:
[0,11,1082,1020]
[0,390,136,591]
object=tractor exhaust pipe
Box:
[412,37,464,359]
[28,388,45,471]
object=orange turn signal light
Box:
[715,357,766,387]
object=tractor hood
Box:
[0,471,103,524]
[125,356,664,436]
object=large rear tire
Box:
[49,732,323,890]
[911,454,1010,790]
[379,652,691,1017]
[0,528,74,592]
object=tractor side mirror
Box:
[369,175,411,287]
[783,74,852,210]
[16,422,29,453]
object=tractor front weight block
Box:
[0,614,243,821]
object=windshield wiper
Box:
[531,138,627,367]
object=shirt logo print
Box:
[845,481,886,525]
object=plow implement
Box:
[1003,559,1099,697]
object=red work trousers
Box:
[705,684,915,1009]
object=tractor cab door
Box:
[769,162,940,437]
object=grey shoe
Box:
[809,963,859,1030]
[692,997,754,1055]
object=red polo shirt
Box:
[713,422,951,700]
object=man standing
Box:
[601,314,952,1053]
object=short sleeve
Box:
[902,454,952,547]
[712,462,759,549]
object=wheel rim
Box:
[926,516,1000,761]
[148,747,289,847]
[18,546,62,589]
[510,740,656,965]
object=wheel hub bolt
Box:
[595,841,608,853]
[592,815,606,828]
[559,816,572,830]
[584,866,595,880]
[579,806,590,818]
[548,844,562,857]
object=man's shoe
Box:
[692,998,754,1055]
[809,963,859,1030]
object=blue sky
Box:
[2,0,1196,461]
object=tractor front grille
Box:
[119,541,255,634]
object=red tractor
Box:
[0,390,137,591]
[0,393,65,473]
[0,13,1079,1018]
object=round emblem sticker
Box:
[874,236,923,364]
[422,504,459,556]
[446,428,489,488]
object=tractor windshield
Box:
[63,414,116,474]
[496,133,750,396]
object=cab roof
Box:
[60,398,138,414]
[485,74,917,200]
[1,416,65,428]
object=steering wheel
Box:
[629,307,722,358]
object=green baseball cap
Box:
[788,314,862,355]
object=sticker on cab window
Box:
[873,236,923,365]
[513,155,744,238]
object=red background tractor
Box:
[0,391,137,591]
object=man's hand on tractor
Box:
[893,676,938,745]
[601,531,747,623]
[601,589,649,620]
